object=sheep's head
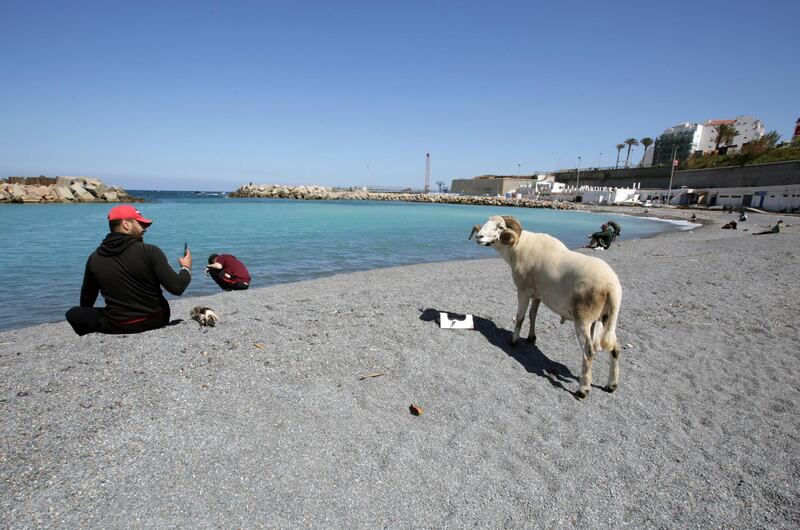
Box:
[469,216,522,247]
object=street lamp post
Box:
[517,163,521,178]
[576,156,581,202]
[666,145,678,205]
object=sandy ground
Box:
[1,207,798,528]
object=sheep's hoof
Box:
[603,384,618,393]
[526,334,537,345]
[574,388,589,400]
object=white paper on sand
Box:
[439,312,474,329]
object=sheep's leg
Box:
[605,347,620,393]
[574,320,595,399]
[527,298,541,344]
[510,291,532,346]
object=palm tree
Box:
[714,123,740,152]
[623,138,639,167]
[615,144,625,169]
[639,137,653,166]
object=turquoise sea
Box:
[0,191,682,331]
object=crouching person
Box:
[206,253,251,291]
[66,205,192,336]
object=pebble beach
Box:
[1,207,798,528]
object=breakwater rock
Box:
[0,176,137,204]
[229,184,575,210]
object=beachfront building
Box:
[652,116,765,166]
[451,175,535,196]
[695,116,765,153]
[653,123,699,166]
[703,184,800,212]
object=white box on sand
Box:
[439,312,474,329]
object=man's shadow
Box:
[419,308,582,398]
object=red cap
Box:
[107,205,153,226]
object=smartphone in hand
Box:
[183,242,188,255]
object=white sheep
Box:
[469,215,622,399]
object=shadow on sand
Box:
[419,308,589,398]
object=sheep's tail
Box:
[599,287,621,353]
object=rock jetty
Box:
[229,184,575,209]
[0,176,136,204]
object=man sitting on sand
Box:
[206,253,251,291]
[65,205,192,335]
[721,220,738,230]
[585,223,615,250]
[753,220,784,235]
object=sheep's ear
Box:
[501,216,522,238]
[499,229,518,246]
[468,224,481,240]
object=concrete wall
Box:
[672,161,800,188]
[451,177,534,196]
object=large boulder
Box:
[53,186,75,201]
[69,183,94,202]
[101,190,119,202]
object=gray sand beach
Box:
[1,208,798,528]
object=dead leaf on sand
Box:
[625,343,634,349]
[254,342,266,349]
[409,404,424,416]
[358,371,385,380]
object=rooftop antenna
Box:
[424,153,430,194]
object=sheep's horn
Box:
[468,224,481,240]
[499,229,518,246]
[501,216,522,239]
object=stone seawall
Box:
[229,184,575,209]
[0,176,136,204]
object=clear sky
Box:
[1,1,798,191]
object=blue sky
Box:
[1,0,797,191]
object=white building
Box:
[695,116,765,153]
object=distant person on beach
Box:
[739,210,748,222]
[721,220,738,230]
[585,223,615,250]
[65,205,192,336]
[206,253,251,291]
[607,220,621,242]
[753,220,784,235]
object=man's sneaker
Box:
[594,246,604,251]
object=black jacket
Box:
[80,233,191,322]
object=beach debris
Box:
[254,342,265,349]
[16,391,29,397]
[409,404,424,416]
[358,371,385,380]
[625,343,635,349]
[439,312,474,329]
[201,383,209,389]
[201,351,209,357]
[190,306,219,327]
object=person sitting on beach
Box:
[585,224,615,250]
[721,220,737,230]
[65,205,192,336]
[739,210,748,222]
[206,253,251,291]
[607,220,621,242]
[753,220,784,235]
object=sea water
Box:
[0,191,677,331]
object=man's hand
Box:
[179,248,192,270]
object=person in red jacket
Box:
[65,205,192,335]
[206,253,251,291]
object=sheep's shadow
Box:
[419,308,582,398]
